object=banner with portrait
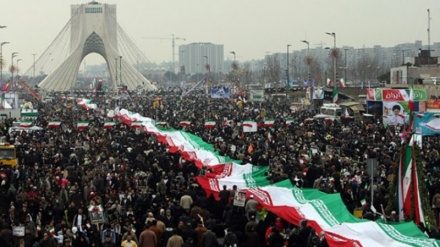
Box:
[88,205,105,224]
[382,101,410,126]
[211,86,230,98]
[233,190,246,207]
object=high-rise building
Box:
[179,43,224,75]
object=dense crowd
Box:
[0,88,440,247]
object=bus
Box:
[0,142,18,167]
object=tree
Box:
[265,54,281,85]
[241,62,253,89]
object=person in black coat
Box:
[268,227,284,247]
[245,226,260,247]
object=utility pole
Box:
[326,32,337,103]
[428,9,431,66]
[32,53,36,83]
[119,56,122,85]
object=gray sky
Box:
[0,0,439,72]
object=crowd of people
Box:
[0,88,439,247]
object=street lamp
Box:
[16,59,21,76]
[204,55,209,93]
[32,53,37,83]
[301,40,310,83]
[287,45,291,87]
[344,48,349,83]
[119,56,122,84]
[230,51,238,86]
[11,52,18,86]
[0,42,10,82]
[115,57,118,85]
[230,51,236,62]
[326,32,337,103]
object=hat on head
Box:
[72,227,78,234]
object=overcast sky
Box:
[0,0,439,71]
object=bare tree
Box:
[241,62,253,88]
[265,54,281,85]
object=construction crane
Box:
[142,34,186,74]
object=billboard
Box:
[210,86,230,98]
[313,87,324,100]
[427,100,440,110]
[249,90,265,102]
[366,88,427,102]
[414,112,440,135]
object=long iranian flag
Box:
[155,121,167,127]
[47,121,61,128]
[118,109,153,125]
[77,121,89,130]
[398,141,413,221]
[142,122,239,168]
[131,121,143,128]
[77,98,97,110]
[245,180,439,247]
[196,163,270,200]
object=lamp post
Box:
[32,53,36,83]
[230,51,237,86]
[326,32,337,103]
[11,52,18,86]
[204,55,209,94]
[286,45,291,87]
[301,40,310,84]
[119,56,122,85]
[344,48,349,83]
[115,57,118,85]
[16,58,21,76]
[0,42,10,82]
[230,51,236,62]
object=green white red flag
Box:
[20,120,32,128]
[264,119,275,127]
[77,98,97,110]
[245,180,438,247]
[204,121,216,129]
[179,121,191,127]
[243,120,257,132]
[47,121,61,128]
[103,121,116,129]
[77,121,89,130]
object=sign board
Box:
[367,88,427,102]
[13,226,25,236]
[414,112,440,136]
[233,190,246,207]
[89,206,105,224]
[211,86,230,98]
[427,100,440,109]
[249,90,265,102]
